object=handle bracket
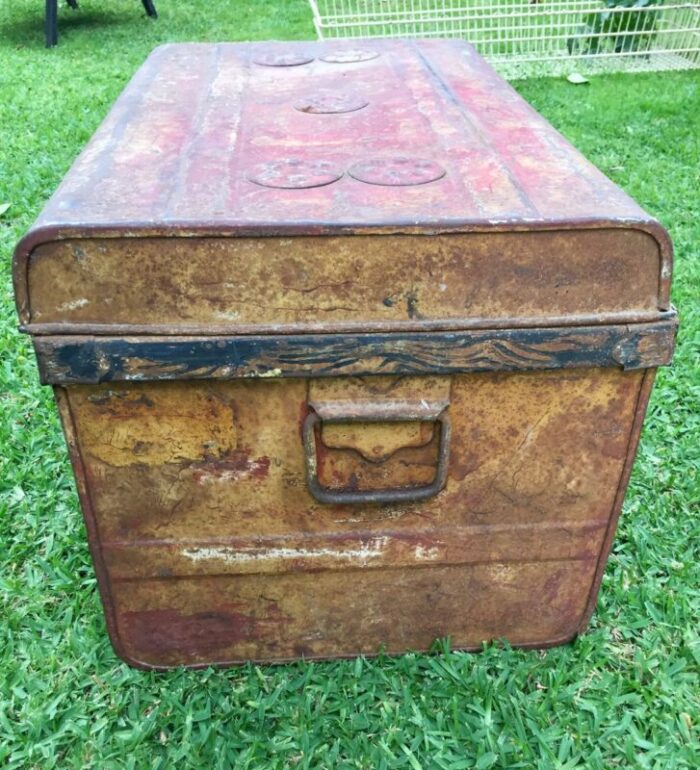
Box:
[303,401,451,505]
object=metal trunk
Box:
[14,40,676,669]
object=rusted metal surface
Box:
[20,308,678,338]
[13,40,676,668]
[577,368,657,631]
[57,367,650,667]
[21,231,667,331]
[12,39,674,326]
[303,400,452,504]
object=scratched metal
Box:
[13,40,676,669]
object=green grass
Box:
[1,2,699,768]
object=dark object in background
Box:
[567,0,662,57]
[13,40,677,669]
[44,0,157,48]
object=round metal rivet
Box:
[253,52,314,67]
[294,92,369,114]
[348,157,446,186]
[247,159,343,189]
[320,49,380,64]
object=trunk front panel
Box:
[60,367,644,667]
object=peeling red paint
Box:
[122,599,291,655]
[122,607,255,653]
[190,451,270,483]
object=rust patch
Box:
[121,600,290,655]
[24,232,665,330]
[405,289,421,320]
[122,607,254,653]
[190,451,271,484]
[321,421,435,462]
[543,568,566,601]
[87,390,154,408]
[73,384,237,466]
[309,375,450,404]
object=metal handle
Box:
[303,404,451,505]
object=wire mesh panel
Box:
[308,1,700,77]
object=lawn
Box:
[0,1,698,768]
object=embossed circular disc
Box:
[320,49,380,64]
[294,92,369,114]
[253,52,314,67]
[348,157,446,186]
[247,159,343,189]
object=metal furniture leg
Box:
[141,0,158,19]
[45,0,58,47]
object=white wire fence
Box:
[308,1,700,77]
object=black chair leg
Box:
[141,0,158,19]
[45,0,58,47]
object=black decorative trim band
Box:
[33,318,677,385]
